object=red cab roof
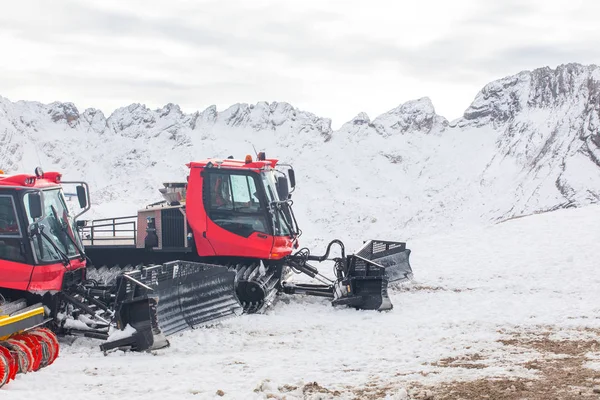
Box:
[187,158,278,171]
[0,171,63,189]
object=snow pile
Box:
[105,324,137,343]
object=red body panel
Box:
[0,259,34,291]
[206,219,274,258]
[186,166,216,256]
[0,258,85,292]
[28,259,85,292]
[271,236,295,259]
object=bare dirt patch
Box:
[350,384,398,400]
[430,353,487,370]
[394,284,470,293]
[410,328,600,400]
[270,329,600,399]
[302,381,341,397]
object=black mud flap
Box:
[354,240,413,283]
[103,261,242,352]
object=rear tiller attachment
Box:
[282,239,413,311]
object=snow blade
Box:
[333,252,393,311]
[103,261,242,352]
[283,239,409,311]
[330,240,412,311]
[354,240,413,284]
[332,277,392,311]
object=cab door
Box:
[0,192,33,290]
[203,170,274,259]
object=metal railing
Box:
[79,215,137,246]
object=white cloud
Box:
[0,0,598,128]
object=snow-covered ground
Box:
[3,205,599,400]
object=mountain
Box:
[458,63,600,216]
[1,63,599,247]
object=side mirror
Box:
[28,193,43,219]
[276,176,289,200]
[288,169,296,188]
[76,185,88,208]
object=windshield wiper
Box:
[270,200,300,239]
[59,220,86,261]
[29,223,70,266]
[51,205,86,261]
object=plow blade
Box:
[102,261,242,352]
[332,240,412,311]
[354,240,413,283]
[284,239,412,311]
[332,275,392,311]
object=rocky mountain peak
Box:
[48,102,80,127]
[372,97,448,136]
[459,63,600,128]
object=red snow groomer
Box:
[0,168,72,388]
[82,153,413,345]
[0,154,413,382]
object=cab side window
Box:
[206,173,269,237]
[0,195,26,262]
[0,196,21,237]
[210,174,233,210]
[209,174,262,212]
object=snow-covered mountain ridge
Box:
[1,63,599,244]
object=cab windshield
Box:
[205,169,297,239]
[261,170,294,237]
[23,189,82,263]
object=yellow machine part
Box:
[0,306,46,340]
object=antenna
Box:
[33,141,44,171]
[251,144,258,158]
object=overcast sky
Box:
[1,0,598,128]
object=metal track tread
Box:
[86,261,283,316]
[228,262,280,314]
